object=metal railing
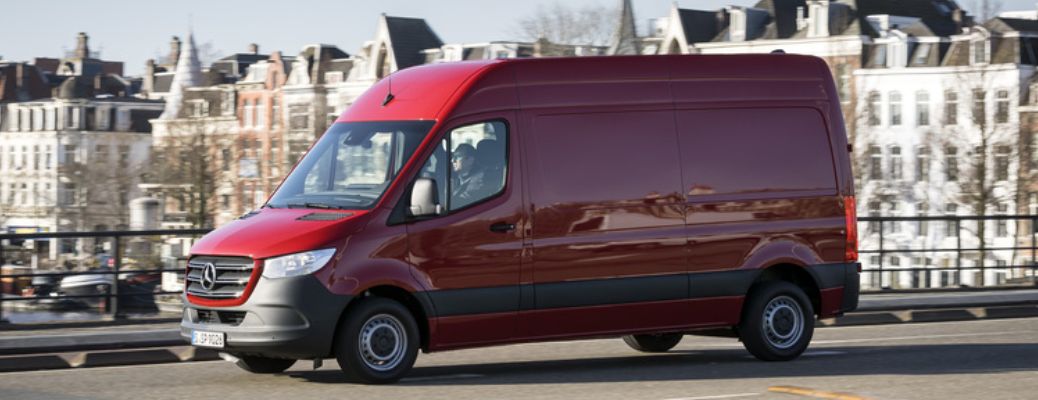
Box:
[0,229,211,323]
[2,217,1036,323]
[858,215,1038,291]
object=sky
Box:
[1,0,1035,76]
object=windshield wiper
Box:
[285,202,350,210]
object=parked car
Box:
[181,54,859,383]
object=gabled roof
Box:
[678,9,724,44]
[837,0,964,37]
[384,16,444,69]
[986,17,1038,33]
[752,0,806,39]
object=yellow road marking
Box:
[768,385,872,400]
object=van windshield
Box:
[267,121,435,210]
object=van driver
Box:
[450,143,487,207]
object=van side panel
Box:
[524,110,688,336]
[675,105,845,318]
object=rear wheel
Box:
[622,333,683,353]
[335,297,420,384]
[233,355,296,374]
[738,281,814,361]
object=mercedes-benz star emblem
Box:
[201,262,217,291]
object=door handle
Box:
[489,222,516,233]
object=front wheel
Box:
[622,333,683,353]
[738,281,814,361]
[233,355,296,374]
[335,297,420,384]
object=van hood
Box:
[190,208,371,260]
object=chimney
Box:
[169,36,182,65]
[807,0,831,38]
[16,63,27,90]
[75,32,90,59]
[248,43,259,54]
[143,59,156,95]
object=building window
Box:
[188,100,210,118]
[944,91,958,125]
[44,145,52,169]
[868,201,881,233]
[61,183,77,206]
[972,89,986,126]
[995,145,1010,181]
[890,146,903,180]
[997,203,1009,237]
[890,256,901,266]
[243,100,253,127]
[945,203,958,237]
[945,146,958,181]
[66,107,79,129]
[118,145,130,168]
[222,194,230,210]
[995,90,1010,124]
[916,91,930,126]
[222,149,231,171]
[916,146,930,181]
[917,202,929,236]
[867,91,881,126]
[973,38,988,64]
[887,202,902,233]
[94,144,109,163]
[62,144,77,165]
[889,92,902,126]
[869,145,883,179]
[33,145,40,170]
[913,43,931,65]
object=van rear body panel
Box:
[184,54,859,363]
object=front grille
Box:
[197,309,246,326]
[186,256,255,300]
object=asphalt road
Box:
[1,318,1036,400]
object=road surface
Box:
[2,317,1036,400]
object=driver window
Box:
[416,120,507,213]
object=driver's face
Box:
[452,153,473,173]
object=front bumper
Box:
[180,275,353,359]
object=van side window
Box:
[416,120,508,213]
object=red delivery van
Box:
[181,54,860,384]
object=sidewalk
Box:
[0,288,1035,371]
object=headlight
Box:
[262,249,336,279]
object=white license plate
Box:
[191,330,225,348]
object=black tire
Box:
[335,297,420,384]
[622,333,683,353]
[738,281,815,361]
[233,355,296,374]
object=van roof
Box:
[335,54,831,123]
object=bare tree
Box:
[513,1,618,46]
[972,0,1004,21]
[927,65,1016,286]
[144,119,221,229]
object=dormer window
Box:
[973,39,988,64]
[913,43,931,65]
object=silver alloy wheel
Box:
[358,313,407,372]
[762,295,804,350]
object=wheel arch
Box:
[747,263,822,317]
[331,284,434,354]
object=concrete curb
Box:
[0,346,220,373]
[819,303,1038,327]
[0,304,1035,373]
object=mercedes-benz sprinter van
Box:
[182,54,860,384]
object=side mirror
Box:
[409,178,442,217]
